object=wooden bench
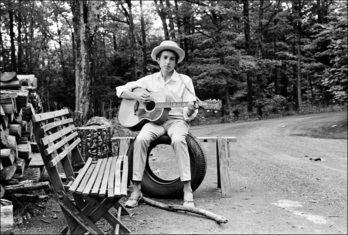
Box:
[111,136,237,198]
[32,109,131,234]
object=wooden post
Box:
[197,136,237,197]
[217,137,234,198]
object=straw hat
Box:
[151,40,185,63]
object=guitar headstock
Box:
[198,99,222,111]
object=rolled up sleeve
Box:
[115,78,148,98]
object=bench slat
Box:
[49,138,81,167]
[68,157,93,193]
[99,157,113,197]
[82,159,103,196]
[91,158,108,196]
[76,163,96,194]
[107,157,118,198]
[114,156,123,196]
[41,118,74,133]
[41,125,75,146]
[33,109,69,122]
[45,132,78,156]
[120,155,129,196]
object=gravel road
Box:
[12,111,347,234]
[123,111,347,234]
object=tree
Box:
[70,0,101,125]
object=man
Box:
[116,40,198,208]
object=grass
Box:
[292,113,347,139]
[306,118,347,139]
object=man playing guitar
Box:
[116,40,198,208]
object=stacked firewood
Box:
[0,74,45,186]
[0,72,47,232]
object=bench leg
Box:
[83,197,131,234]
[55,193,105,234]
[216,140,221,188]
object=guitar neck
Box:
[139,101,191,109]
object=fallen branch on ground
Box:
[142,196,228,224]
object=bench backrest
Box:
[32,109,85,194]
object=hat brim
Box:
[151,45,185,63]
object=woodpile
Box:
[0,72,46,233]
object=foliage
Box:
[0,0,346,121]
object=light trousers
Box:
[132,119,191,182]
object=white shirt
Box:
[116,70,198,121]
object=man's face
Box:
[157,50,176,73]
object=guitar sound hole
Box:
[145,101,156,112]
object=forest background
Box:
[0,0,347,126]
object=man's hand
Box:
[187,101,198,116]
[133,90,151,103]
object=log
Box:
[0,160,3,171]
[18,142,31,161]
[15,89,29,110]
[21,120,28,132]
[28,152,43,167]
[4,181,50,194]
[8,124,21,137]
[15,159,25,176]
[0,80,21,89]
[0,203,13,233]
[0,164,16,181]
[11,193,48,202]
[13,108,23,124]
[22,103,35,121]
[142,196,228,224]
[0,184,4,198]
[0,72,17,82]
[0,149,16,166]
[0,113,8,129]
[30,142,39,153]
[17,74,37,88]
[0,94,17,115]
[76,125,112,160]
[0,105,5,117]
[18,137,28,144]
[0,135,18,160]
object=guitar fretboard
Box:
[139,101,192,109]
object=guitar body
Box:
[118,87,222,131]
[118,88,170,131]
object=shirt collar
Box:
[156,70,180,82]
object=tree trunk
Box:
[126,0,137,81]
[165,0,176,40]
[17,0,23,73]
[9,4,17,72]
[70,0,100,125]
[174,0,184,48]
[154,0,169,40]
[293,0,302,111]
[243,0,253,112]
[257,0,264,58]
[140,0,147,76]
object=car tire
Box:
[127,133,207,198]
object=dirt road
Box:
[12,111,347,234]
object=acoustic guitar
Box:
[118,88,222,131]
